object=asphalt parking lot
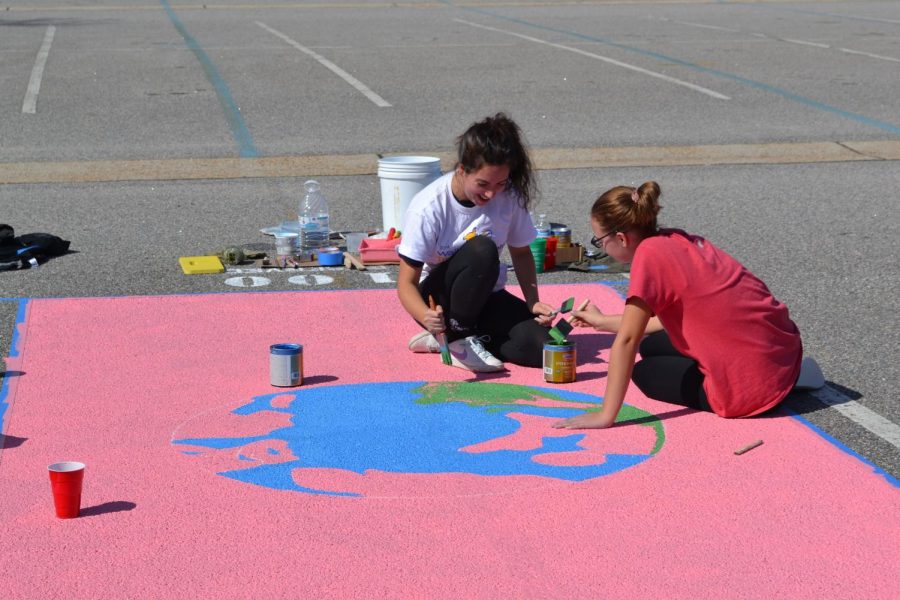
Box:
[1,0,898,477]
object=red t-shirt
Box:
[628,229,802,417]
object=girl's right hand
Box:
[570,304,606,329]
[423,306,445,336]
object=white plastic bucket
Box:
[378,156,442,232]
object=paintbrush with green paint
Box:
[548,298,590,343]
[429,295,452,365]
[552,297,575,318]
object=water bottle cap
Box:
[304,180,320,192]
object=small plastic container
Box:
[342,232,368,254]
[359,237,401,263]
[317,247,344,266]
[274,232,299,259]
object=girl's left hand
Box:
[530,301,556,326]
[552,411,616,429]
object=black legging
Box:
[417,236,549,368]
[631,330,712,412]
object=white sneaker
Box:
[793,356,825,390]
[408,331,440,353]
[448,335,504,372]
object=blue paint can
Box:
[270,343,303,387]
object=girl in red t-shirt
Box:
[554,181,805,429]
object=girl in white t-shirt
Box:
[397,113,556,372]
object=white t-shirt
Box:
[398,171,537,292]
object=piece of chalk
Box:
[734,439,763,455]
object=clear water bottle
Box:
[298,180,330,256]
[533,212,551,238]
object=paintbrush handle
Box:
[436,332,449,349]
[429,296,451,354]
[566,299,590,322]
[428,295,444,332]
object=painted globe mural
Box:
[173,381,665,497]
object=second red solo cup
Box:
[544,236,558,270]
[48,461,85,519]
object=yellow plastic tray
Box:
[179,255,225,275]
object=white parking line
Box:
[838,47,900,64]
[656,16,900,65]
[255,21,391,108]
[811,386,900,449]
[782,38,830,49]
[807,11,900,26]
[666,19,739,34]
[22,25,56,114]
[454,19,730,101]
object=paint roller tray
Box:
[359,237,401,264]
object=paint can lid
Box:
[543,340,574,349]
[270,343,302,355]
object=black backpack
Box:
[0,224,71,271]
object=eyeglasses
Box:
[590,231,616,249]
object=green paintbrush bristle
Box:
[559,297,575,314]
[549,328,567,343]
[548,317,574,343]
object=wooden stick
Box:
[342,252,366,270]
[734,440,764,455]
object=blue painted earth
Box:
[173,381,664,497]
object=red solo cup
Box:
[544,236,557,270]
[48,461,85,519]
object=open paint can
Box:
[270,343,303,387]
[543,340,576,383]
[551,226,572,248]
